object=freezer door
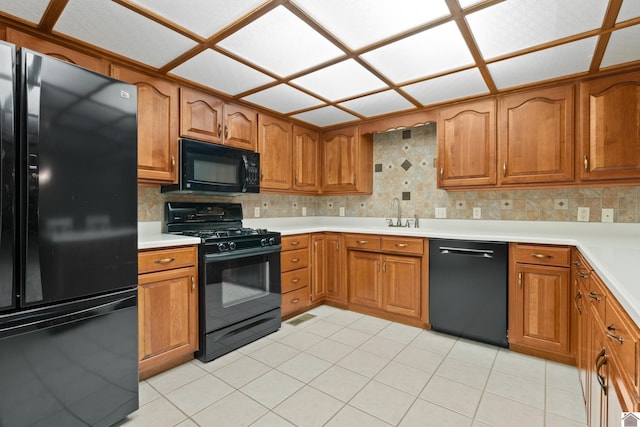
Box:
[0,289,139,426]
[19,50,138,307]
[0,41,15,311]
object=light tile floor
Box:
[116,305,588,427]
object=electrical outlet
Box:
[601,208,614,223]
[254,207,260,218]
[339,207,345,217]
[435,207,447,219]
[577,207,590,222]
[473,207,482,219]
[302,207,307,217]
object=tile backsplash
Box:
[138,123,639,223]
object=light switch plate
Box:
[254,207,260,218]
[577,207,590,222]
[473,207,482,219]
[435,207,447,219]
[302,207,307,216]
[601,208,614,223]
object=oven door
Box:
[202,247,281,333]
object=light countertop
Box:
[139,217,640,326]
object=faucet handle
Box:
[405,219,414,228]
[385,218,394,227]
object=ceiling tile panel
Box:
[291,59,387,101]
[217,6,344,77]
[54,0,198,68]
[466,0,608,59]
[0,0,49,25]
[361,21,474,84]
[291,0,449,50]
[488,37,598,89]
[292,106,358,127]
[128,0,269,38]
[242,84,323,114]
[617,0,640,23]
[601,24,640,68]
[169,49,274,95]
[339,90,414,118]
[403,68,489,106]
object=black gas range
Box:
[165,202,281,254]
[165,202,282,362]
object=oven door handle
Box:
[204,245,281,262]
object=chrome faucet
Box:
[391,197,401,227]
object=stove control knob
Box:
[228,241,236,250]
[268,237,275,246]
[217,242,228,252]
[260,238,267,247]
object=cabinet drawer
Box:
[381,237,424,255]
[281,248,309,272]
[282,234,309,251]
[605,298,640,393]
[344,234,381,250]
[514,244,570,267]
[139,246,197,274]
[588,273,608,322]
[282,287,310,316]
[282,267,310,293]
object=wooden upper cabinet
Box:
[437,98,497,188]
[322,125,372,194]
[258,114,292,191]
[579,70,640,182]
[224,103,257,151]
[179,87,223,144]
[293,125,320,193]
[111,65,178,184]
[498,85,574,185]
[6,28,105,74]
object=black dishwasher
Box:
[429,239,509,348]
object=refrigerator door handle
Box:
[0,292,136,338]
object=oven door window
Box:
[203,251,281,332]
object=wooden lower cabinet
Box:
[509,244,573,363]
[137,246,198,379]
[311,233,345,304]
[281,234,311,317]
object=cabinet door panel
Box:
[325,234,344,302]
[293,125,320,192]
[259,115,292,190]
[580,71,640,181]
[179,87,223,144]
[311,235,327,301]
[499,85,574,184]
[438,99,496,187]
[383,255,420,318]
[324,133,356,190]
[224,103,257,151]
[348,251,381,309]
[512,264,570,353]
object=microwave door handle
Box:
[241,155,249,192]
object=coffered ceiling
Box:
[1,0,639,128]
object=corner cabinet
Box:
[321,125,373,194]
[137,246,198,380]
[498,85,574,185]
[509,243,573,364]
[437,98,497,188]
[111,65,178,184]
[579,70,640,182]
[258,114,292,191]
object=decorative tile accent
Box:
[402,192,411,201]
[554,198,568,210]
[402,129,411,139]
[401,160,412,171]
[501,200,513,210]
[375,163,383,172]
[456,200,467,209]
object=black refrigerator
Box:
[0,42,139,426]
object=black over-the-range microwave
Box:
[161,138,260,194]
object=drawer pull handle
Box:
[290,258,300,263]
[191,276,195,292]
[395,243,409,248]
[531,253,553,259]
[574,290,582,314]
[503,162,507,177]
[606,324,624,344]
[289,241,300,246]
[577,271,589,279]
[291,278,300,283]
[572,260,581,266]
[154,257,176,264]
[588,291,602,302]
[291,298,300,304]
[356,240,368,244]
[584,155,589,173]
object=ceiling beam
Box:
[38,0,68,33]
[590,0,624,72]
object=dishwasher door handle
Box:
[439,246,494,259]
